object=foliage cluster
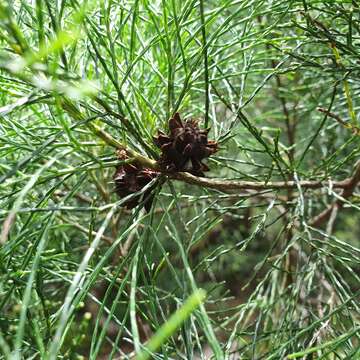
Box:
[0,0,359,359]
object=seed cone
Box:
[113,150,158,212]
[153,113,218,176]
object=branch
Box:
[310,161,360,227]
[171,172,349,191]
[89,123,359,193]
[87,122,157,169]
[317,107,360,135]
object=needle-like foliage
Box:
[0,0,359,359]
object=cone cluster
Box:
[153,113,218,176]
[113,113,218,211]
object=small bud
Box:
[84,312,92,320]
[77,301,85,309]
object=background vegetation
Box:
[0,0,359,358]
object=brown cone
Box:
[113,150,158,211]
[153,113,218,176]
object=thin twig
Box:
[317,107,360,135]
[310,161,360,227]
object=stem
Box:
[89,120,359,193]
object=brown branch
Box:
[89,123,358,193]
[310,161,360,227]
[171,172,350,192]
[317,107,360,135]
